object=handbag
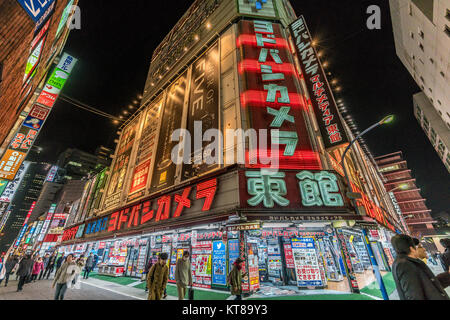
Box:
[188,286,194,300]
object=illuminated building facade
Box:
[375,151,436,238]
[58,0,401,295]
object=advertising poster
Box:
[150,72,188,194]
[91,169,107,212]
[104,118,138,209]
[283,243,295,269]
[0,180,8,196]
[228,239,239,273]
[181,43,219,181]
[129,159,151,195]
[291,237,324,287]
[212,241,227,286]
[135,98,163,166]
[191,241,212,289]
[247,241,260,291]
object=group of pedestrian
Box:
[143,251,247,301]
[391,234,450,300]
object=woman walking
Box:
[31,257,44,282]
[52,254,77,300]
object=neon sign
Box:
[237,20,321,170]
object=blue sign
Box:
[23,115,44,130]
[15,224,28,247]
[17,0,56,23]
[212,241,227,286]
[228,239,240,273]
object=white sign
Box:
[0,162,30,202]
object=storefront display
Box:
[191,241,212,289]
[291,238,324,288]
[246,239,260,291]
[267,239,283,283]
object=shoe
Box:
[163,294,167,299]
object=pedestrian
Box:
[228,258,247,300]
[52,254,77,300]
[16,254,34,292]
[93,254,99,272]
[175,251,192,300]
[69,257,84,290]
[0,255,19,287]
[31,257,44,282]
[42,251,57,280]
[146,253,169,300]
[439,238,450,272]
[144,255,156,292]
[39,253,50,280]
[55,253,65,271]
[391,234,449,300]
[83,253,94,279]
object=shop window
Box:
[418,29,424,39]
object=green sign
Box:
[0,179,8,196]
[47,67,69,90]
[56,0,74,39]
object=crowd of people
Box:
[0,250,99,300]
[0,236,449,301]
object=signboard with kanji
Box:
[291,237,324,287]
[289,16,349,149]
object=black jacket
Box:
[55,256,65,269]
[47,255,57,268]
[5,258,19,273]
[16,258,34,277]
[441,249,450,272]
[392,254,449,300]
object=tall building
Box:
[59,0,401,295]
[389,0,450,172]
[56,148,110,180]
[0,0,79,151]
[375,151,436,237]
[0,162,50,253]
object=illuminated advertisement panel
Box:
[150,72,188,194]
[237,0,278,19]
[239,169,350,213]
[0,151,27,180]
[55,0,75,40]
[17,0,56,23]
[0,162,31,202]
[181,43,220,181]
[289,17,349,150]
[104,118,139,209]
[129,160,151,196]
[237,20,321,170]
[23,20,50,84]
[37,204,57,242]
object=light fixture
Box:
[323,62,329,67]
[317,51,323,57]
[336,86,342,92]
[137,94,143,99]
[206,22,212,29]
[194,34,199,41]
[380,115,395,125]
[123,110,129,115]
[332,79,338,85]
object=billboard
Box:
[237,0,278,19]
[237,20,320,170]
[23,20,50,85]
[181,43,220,181]
[129,160,151,195]
[150,72,188,194]
[289,17,349,149]
[104,118,139,209]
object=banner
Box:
[289,17,349,149]
[181,43,220,181]
[104,118,138,209]
[212,240,227,286]
[0,162,30,202]
[150,72,188,194]
[129,160,151,195]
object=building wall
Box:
[413,92,450,172]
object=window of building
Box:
[410,31,415,39]
[446,9,450,21]
[445,25,450,37]
[446,153,450,167]
[415,105,422,119]
[428,87,432,93]
[420,76,425,83]
[440,71,445,78]
[423,116,430,132]
[419,43,424,51]
[430,128,437,145]
[418,29,424,39]
[409,4,413,16]
[429,58,434,64]
[438,100,442,105]
[438,141,446,158]
[421,85,425,90]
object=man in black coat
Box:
[439,238,450,272]
[16,254,34,292]
[391,234,449,300]
[42,251,57,279]
[0,255,19,287]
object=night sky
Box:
[34,0,450,215]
